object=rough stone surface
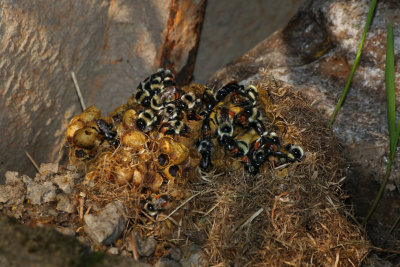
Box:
[56,193,76,214]
[0,0,206,180]
[0,215,149,267]
[0,171,26,205]
[137,235,157,257]
[84,201,127,245]
[53,173,78,194]
[179,244,206,267]
[155,258,182,267]
[193,0,305,83]
[38,163,59,175]
[26,180,57,205]
[206,0,400,256]
[168,247,182,262]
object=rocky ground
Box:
[0,164,206,266]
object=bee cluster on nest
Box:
[63,69,370,265]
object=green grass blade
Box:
[362,21,398,226]
[328,0,377,128]
[362,155,395,226]
[386,21,396,155]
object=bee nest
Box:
[64,69,370,265]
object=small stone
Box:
[22,175,33,185]
[4,171,24,185]
[39,163,59,175]
[26,181,57,205]
[34,163,59,182]
[56,227,76,236]
[168,247,182,262]
[53,174,76,194]
[137,235,157,257]
[180,244,207,267]
[155,258,182,267]
[107,247,119,255]
[56,193,76,213]
[84,201,127,245]
[0,172,25,205]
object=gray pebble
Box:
[84,201,127,245]
[155,258,182,267]
[56,193,76,213]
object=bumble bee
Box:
[161,103,178,121]
[143,194,169,217]
[216,107,235,142]
[243,85,258,106]
[234,106,264,135]
[150,95,163,110]
[201,87,218,114]
[160,86,184,104]
[136,109,158,132]
[197,138,214,170]
[214,83,242,103]
[231,129,258,157]
[286,144,304,161]
[159,120,190,136]
[96,119,119,147]
[135,88,152,107]
[181,92,197,109]
[269,144,304,167]
[253,131,280,150]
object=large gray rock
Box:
[194,0,305,83]
[84,201,127,245]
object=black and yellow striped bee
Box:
[159,120,190,136]
[143,194,169,217]
[136,109,158,132]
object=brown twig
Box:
[79,192,86,220]
[159,190,212,222]
[24,151,41,174]
[71,71,86,111]
[129,232,140,261]
[271,192,290,233]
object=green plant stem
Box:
[386,21,397,152]
[362,21,398,226]
[362,150,397,226]
[328,0,377,128]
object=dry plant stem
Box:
[84,205,92,216]
[79,197,84,220]
[371,245,400,255]
[159,190,211,222]
[24,151,41,174]
[129,233,139,261]
[271,192,290,233]
[71,71,86,111]
[240,208,264,229]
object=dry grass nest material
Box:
[181,74,370,266]
[72,72,370,265]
